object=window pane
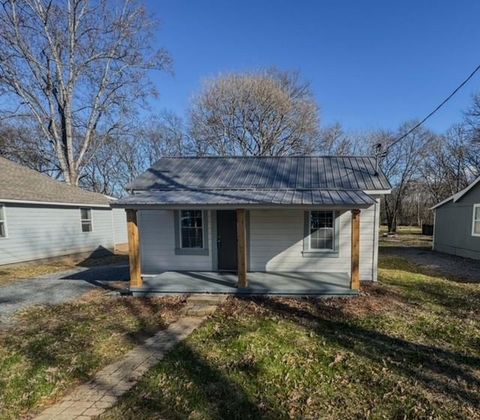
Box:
[474,221,480,235]
[81,208,91,220]
[181,227,203,248]
[0,206,4,222]
[181,210,202,228]
[475,206,480,221]
[180,210,203,248]
[82,221,92,232]
[0,221,5,238]
[310,211,334,250]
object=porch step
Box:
[186,294,229,305]
[178,294,228,317]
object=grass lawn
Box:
[0,291,185,419]
[380,225,433,248]
[102,256,480,419]
[0,252,128,286]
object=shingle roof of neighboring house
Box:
[0,156,111,206]
[118,156,391,208]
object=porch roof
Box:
[114,188,376,209]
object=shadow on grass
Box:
[257,297,480,407]
[0,296,182,418]
[118,343,267,420]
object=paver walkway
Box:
[34,295,226,420]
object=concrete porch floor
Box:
[130,271,356,297]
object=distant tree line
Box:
[1,1,479,232]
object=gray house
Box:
[431,176,480,260]
[115,156,391,295]
[0,157,127,265]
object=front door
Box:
[217,210,237,271]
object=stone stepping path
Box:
[34,294,227,420]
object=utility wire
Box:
[381,63,480,153]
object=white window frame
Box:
[472,204,480,237]
[179,209,204,249]
[0,204,7,239]
[309,210,335,251]
[80,208,93,233]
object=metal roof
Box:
[0,157,111,206]
[115,188,377,208]
[127,156,391,192]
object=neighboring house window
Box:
[0,205,6,238]
[309,210,335,250]
[81,208,93,232]
[472,204,480,236]
[180,210,203,248]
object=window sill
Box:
[175,248,209,256]
[302,250,339,258]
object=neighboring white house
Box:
[431,175,480,260]
[114,156,391,295]
[0,157,127,266]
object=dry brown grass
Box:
[0,291,185,418]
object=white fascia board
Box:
[0,198,111,208]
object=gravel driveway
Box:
[381,246,480,283]
[0,264,129,323]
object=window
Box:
[472,204,480,237]
[0,205,6,238]
[81,208,92,232]
[180,210,203,248]
[309,210,334,250]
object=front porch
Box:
[125,208,362,294]
[131,271,356,297]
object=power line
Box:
[382,63,480,153]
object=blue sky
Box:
[145,0,480,133]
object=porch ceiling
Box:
[131,271,356,296]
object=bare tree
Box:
[0,0,171,185]
[377,123,433,233]
[80,111,189,196]
[317,122,371,155]
[188,69,319,156]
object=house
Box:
[0,157,127,265]
[114,156,391,295]
[431,176,480,260]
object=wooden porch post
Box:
[126,209,142,288]
[351,209,361,290]
[236,209,248,288]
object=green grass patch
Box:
[0,292,184,419]
[103,257,480,420]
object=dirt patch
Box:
[382,246,480,283]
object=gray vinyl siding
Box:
[433,184,480,259]
[138,209,213,274]
[138,205,378,281]
[0,204,116,265]
[112,208,128,245]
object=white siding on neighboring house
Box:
[112,208,128,245]
[0,204,116,265]
[139,209,213,273]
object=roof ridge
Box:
[151,155,376,159]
